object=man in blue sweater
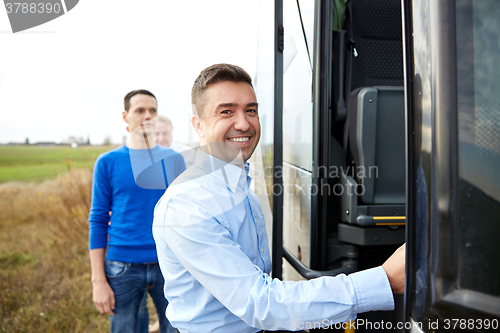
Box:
[89,90,185,333]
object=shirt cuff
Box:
[89,232,108,250]
[349,266,394,313]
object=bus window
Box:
[282,0,315,281]
[456,0,500,297]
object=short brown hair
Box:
[191,64,253,118]
[124,89,157,111]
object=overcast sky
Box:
[0,0,267,145]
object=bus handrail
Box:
[282,247,358,280]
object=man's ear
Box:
[191,115,205,139]
[122,111,130,132]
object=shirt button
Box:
[261,248,265,253]
[241,171,245,176]
[230,184,235,188]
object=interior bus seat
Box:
[332,0,406,246]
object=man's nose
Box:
[144,110,155,120]
[233,111,250,131]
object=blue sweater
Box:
[89,145,185,263]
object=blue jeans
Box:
[137,291,149,333]
[105,261,176,333]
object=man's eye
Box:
[221,110,231,114]
[247,109,257,113]
[151,110,157,113]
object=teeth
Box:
[229,137,249,142]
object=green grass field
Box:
[0,145,114,183]
[0,148,161,331]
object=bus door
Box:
[274,0,407,331]
[405,0,500,331]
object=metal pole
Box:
[272,0,284,279]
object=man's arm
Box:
[382,243,406,294]
[155,191,395,330]
[88,155,114,315]
[90,248,115,315]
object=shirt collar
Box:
[194,149,250,194]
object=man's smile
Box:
[228,137,250,143]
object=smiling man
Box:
[153,64,405,333]
[190,77,260,163]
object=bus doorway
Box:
[256,0,500,332]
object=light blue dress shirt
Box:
[153,150,394,333]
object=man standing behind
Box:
[155,115,195,167]
[154,115,174,149]
[153,64,405,332]
[89,90,184,333]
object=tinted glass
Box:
[282,0,314,171]
[456,0,500,296]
